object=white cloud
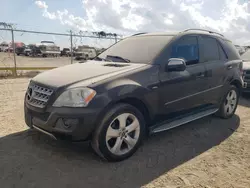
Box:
[35,0,250,45]
[35,1,48,9]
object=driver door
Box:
[158,35,207,115]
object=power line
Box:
[0,28,122,40]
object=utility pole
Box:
[11,29,17,76]
[0,22,17,76]
[70,30,73,64]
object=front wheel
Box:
[216,85,239,119]
[91,104,145,162]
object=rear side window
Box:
[200,36,219,62]
[170,36,199,66]
[217,42,228,60]
[221,40,241,60]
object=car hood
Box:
[32,60,147,88]
[243,60,250,70]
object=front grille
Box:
[26,84,53,108]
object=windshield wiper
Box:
[106,55,131,63]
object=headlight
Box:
[53,87,96,107]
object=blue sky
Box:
[0,0,100,48]
[0,0,82,31]
[1,0,250,48]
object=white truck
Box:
[0,42,9,52]
[32,41,60,57]
[74,45,97,60]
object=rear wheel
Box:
[91,104,145,162]
[216,85,239,119]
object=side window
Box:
[170,36,199,66]
[222,40,241,60]
[217,42,228,60]
[201,36,219,62]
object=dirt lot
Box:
[0,52,78,67]
[0,78,250,188]
[0,52,79,77]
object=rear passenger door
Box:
[199,35,228,106]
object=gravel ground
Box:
[0,52,73,68]
[0,52,80,77]
[0,78,250,188]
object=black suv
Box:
[24,29,244,161]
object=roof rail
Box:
[132,32,147,36]
[182,29,224,37]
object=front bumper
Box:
[24,103,101,141]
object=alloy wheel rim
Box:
[105,113,140,155]
[224,90,237,116]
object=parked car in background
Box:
[39,41,60,57]
[61,48,70,56]
[0,42,9,52]
[29,41,60,57]
[96,48,106,55]
[16,46,25,56]
[241,49,250,93]
[235,45,245,55]
[24,29,243,161]
[16,45,32,56]
[4,47,13,53]
[74,45,97,60]
[6,42,25,54]
[29,45,41,57]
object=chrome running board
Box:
[150,108,218,134]
[33,125,57,140]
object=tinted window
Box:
[170,36,199,66]
[98,35,174,64]
[222,40,241,60]
[217,42,228,60]
[201,36,219,61]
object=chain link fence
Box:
[0,28,121,77]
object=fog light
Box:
[63,118,79,129]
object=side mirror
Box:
[166,58,186,72]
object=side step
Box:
[150,108,218,134]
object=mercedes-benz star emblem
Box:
[27,87,33,101]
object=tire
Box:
[91,103,145,162]
[216,85,239,119]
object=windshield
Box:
[98,35,174,64]
[241,48,250,61]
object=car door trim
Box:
[164,85,223,105]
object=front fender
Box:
[93,79,159,120]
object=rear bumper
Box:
[24,103,101,141]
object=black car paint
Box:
[24,32,243,141]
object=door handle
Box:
[227,65,233,70]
